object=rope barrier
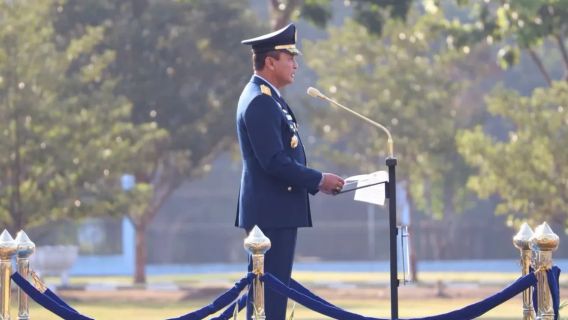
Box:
[27,271,80,314]
[166,272,254,320]
[532,266,561,320]
[8,267,561,320]
[43,289,80,314]
[210,292,248,320]
[11,272,93,320]
[289,278,341,309]
[12,272,254,320]
[263,273,369,319]
[261,271,539,320]
[547,267,561,320]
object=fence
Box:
[0,221,561,320]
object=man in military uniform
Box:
[236,23,345,319]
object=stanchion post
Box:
[244,226,271,320]
[531,222,559,320]
[0,230,18,320]
[513,223,535,320]
[15,231,35,320]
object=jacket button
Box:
[287,186,292,192]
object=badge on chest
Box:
[262,85,300,150]
[290,135,298,149]
[286,114,299,149]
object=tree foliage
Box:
[457,82,568,227]
[0,0,167,232]
[54,0,261,283]
[427,0,568,228]
[427,0,568,84]
[268,0,413,33]
[56,0,260,166]
[304,17,475,218]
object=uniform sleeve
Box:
[244,94,322,192]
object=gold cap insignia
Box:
[260,84,272,96]
[290,135,299,149]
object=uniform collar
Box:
[252,74,281,98]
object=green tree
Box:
[0,0,167,234]
[267,0,413,32]
[303,15,488,276]
[305,17,474,219]
[427,0,568,85]
[55,0,261,283]
[457,82,568,227]
[426,0,568,228]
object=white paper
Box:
[344,171,389,206]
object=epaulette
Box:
[260,84,272,96]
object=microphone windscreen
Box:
[307,87,322,98]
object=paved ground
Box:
[70,259,568,276]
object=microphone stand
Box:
[308,87,399,320]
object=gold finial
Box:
[244,226,270,319]
[260,85,271,96]
[530,222,559,252]
[513,222,534,250]
[0,230,17,259]
[244,226,271,256]
[15,230,35,259]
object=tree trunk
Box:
[406,222,418,282]
[404,185,419,282]
[134,222,147,284]
[130,159,177,284]
[269,0,302,30]
[553,34,568,81]
[527,47,552,86]
[130,0,148,18]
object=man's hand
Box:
[319,173,345,195]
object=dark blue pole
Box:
[386,157,398,320]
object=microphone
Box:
[306,87,324,99]
[307,86,394,157]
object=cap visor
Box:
[286,47,302,55]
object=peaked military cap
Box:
[241,23,301,55]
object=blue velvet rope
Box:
[209,276,345,320]
[289,278,341,309]
[166,272,254,320]
[531,266,561,320]
[262,272,537,320]
[407,272,537,320]
[547,267,561,320]
[44,288,79,313]
[262,273,369,319]
[210,291,248,320]
[11,272,93,320]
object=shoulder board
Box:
[260,84,272,96]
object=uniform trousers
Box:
[246,227,297,320]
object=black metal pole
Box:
[386,157,398,320]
